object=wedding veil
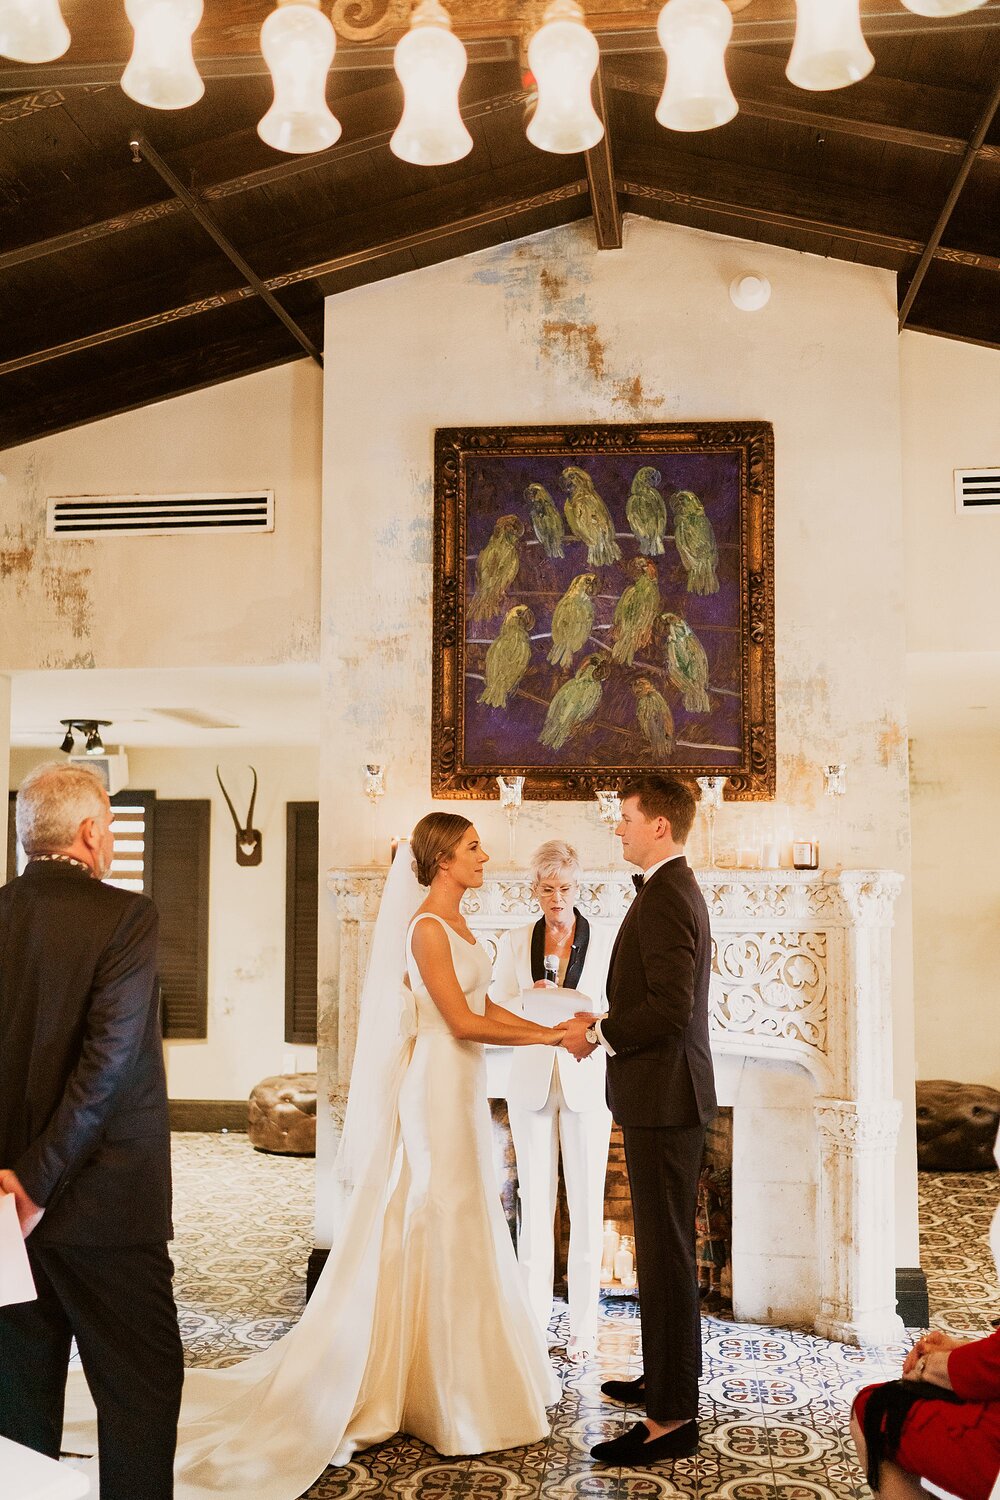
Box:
[333,839,423,1199]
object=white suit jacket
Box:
[492,912,614,1114]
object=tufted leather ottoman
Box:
[916,1079,1000,1172]
[248,1073,317,1155]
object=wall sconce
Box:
[730,274,771,311]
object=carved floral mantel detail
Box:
[326,866,905,1346]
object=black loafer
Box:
[600,1374,646,1404]
[591,1420,699,1466]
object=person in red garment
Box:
[851,1325,1000,1499]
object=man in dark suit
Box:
[0,761,183,1500]
[563,774,716,1465]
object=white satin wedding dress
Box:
[63,886,556,1500]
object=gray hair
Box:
[530,839,582,887]
[16,761,108,856]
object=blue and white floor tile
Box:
[77,1134,1000,1499]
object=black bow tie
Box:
[632,873,644,892]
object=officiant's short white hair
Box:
[16,760,107,855]
[530,840,582,885]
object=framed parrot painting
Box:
[431,421,774,802]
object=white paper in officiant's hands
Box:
[0,1190,36,1307]
[519,986,601,1028]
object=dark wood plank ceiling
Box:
[1,0,999,451]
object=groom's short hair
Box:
[620,775,699,845]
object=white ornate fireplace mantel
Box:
[324,865,905,1346]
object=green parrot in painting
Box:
[669,490,719,595]
[539,653,606,750]
[526,483,565,560]
[469,513,525,621]
[633,676,675,759]
[661,612,711,714]
[479,605,535,710]
[626,466,667,557]
[560,466,622,567]
[611,558,660,666]
[548,572,598,669]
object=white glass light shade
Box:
[655,0,737,133]
[900,0,987,13]
[391,2,472,166]
[526,0,603,156]
[121,0,204,110]
[258,0,341,155]
[729,273,771,311]
[0,0,69,63]
[786,0,874,92]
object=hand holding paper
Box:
[0,1190,37,1307]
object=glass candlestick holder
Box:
[696,776,727,867]
[595,789,622,867]
[497,775,524,864]
[363,763,386,864]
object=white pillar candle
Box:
[614,1241,635,1282]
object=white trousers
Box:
[508,1071,613,1344]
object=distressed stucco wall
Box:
[0,361,322,672]
[319,215,919,1263]
[10,743,319,1100]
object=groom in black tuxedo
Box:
[0,762,183,1500]
[563,775,716,1465]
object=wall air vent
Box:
[954,469,1000,516]
[46,492,274,539]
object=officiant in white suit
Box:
[492,841,614,1361]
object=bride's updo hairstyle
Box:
[411,812,473,887]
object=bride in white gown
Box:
[64,812,564,1499]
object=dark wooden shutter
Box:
[285,801,319,1045]
[153,800,211,1040]
[109,790,155,894]
[6,791,17,881]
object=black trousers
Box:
[0,1240,183,1500]
[622,1122,705,1422]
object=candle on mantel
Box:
[614,1236,635,1283]
[601,1221,619,1282]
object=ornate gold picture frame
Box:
[432,421,774,801]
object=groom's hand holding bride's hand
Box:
[561,1013,599,1061]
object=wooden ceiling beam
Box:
[0,175,589,379]
[4,0,1000,92]
[584,63,622,250]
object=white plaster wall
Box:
[909,731,1000,1092]
[10,743,319,1099]
[900,331,1000,654]
[0,362,322,672]
[320,215,919,1263]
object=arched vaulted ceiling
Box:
[2,0,999,451]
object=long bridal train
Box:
[62,850,557,1500]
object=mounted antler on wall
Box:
[216,765,263,866]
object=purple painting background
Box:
[463,449,744,771]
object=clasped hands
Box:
[531,979,601,1058]
[901,1329,964,1387]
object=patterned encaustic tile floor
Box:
[97,1136,1000,1499]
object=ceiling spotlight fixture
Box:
[0,0,70,64]
[786,0,874,92]
[391,0,472,166]
[59,720,112,757]
[901,0,987,12]
[121,0,204,110]
[730,273,771,311]
[257,0,341,155]
[526,0,604,156]
[656,0,738,134]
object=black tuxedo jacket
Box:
[602,857,717,1128]
[0,860,172,1245]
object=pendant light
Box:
[258,0,341,155]
[656,0,737,133]
[526,0,603,156]
[121,0,204,110]
[391,0,472,166]
[900,0,988,13]
[0,0,69,63]
[786,0,874,92]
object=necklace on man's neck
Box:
[29,853,92,876]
